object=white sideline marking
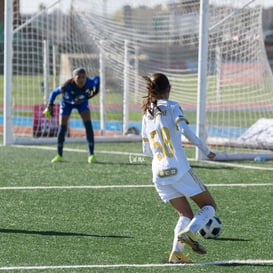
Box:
[0,185,153,190]
[0,260,272,271]
[13,145,146,157]
[11,145,273,171]
[204,160,273,171]
[0,183,273,191]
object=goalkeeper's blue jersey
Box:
[48,76,99,105]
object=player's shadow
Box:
[214,261,273,267]
[0,228,132,239]
[190,163,234,170]
[212,237,251,242]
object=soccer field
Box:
[0,142,273,273]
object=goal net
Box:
[2,0,273,160]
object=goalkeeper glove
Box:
[86,76,100,99]
[86,87,99,99]
[43,103,54,119]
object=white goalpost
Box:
[203,0,273,160]
[196,0,209,160]
[2,0,273,160]
[3,0,13,145]
[195,0,273,161]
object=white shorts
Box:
[155,169,206,203]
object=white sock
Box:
[172,216,191,252]
[186,205,215,234]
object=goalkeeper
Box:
[43,67,100,163]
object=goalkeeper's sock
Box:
[57,125,67,156]
[57,144,63,157]
[172,216,191,252]
[185,205,215,234]
[84,121,94,155]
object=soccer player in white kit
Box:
[141,73,217,263]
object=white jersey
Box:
[142,99,210,185]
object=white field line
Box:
[0,185,153,190]
[0,260,272,271]
[13,145,146,157]
[1,146,272,270]
[11,145,273,171]
[203,159,273,170]
[0,183,273,191]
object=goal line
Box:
[0,259,272,271]
[0,183,273,191]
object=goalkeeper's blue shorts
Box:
[60,100,89,116]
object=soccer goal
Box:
[2,0,273,160]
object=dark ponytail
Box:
[142,73,170,116]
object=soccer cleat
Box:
[51,155,63,163]
[168,251,193,264]
[178,230,207,254]
[88,155,96,163]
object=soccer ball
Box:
[199,216,222,239]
